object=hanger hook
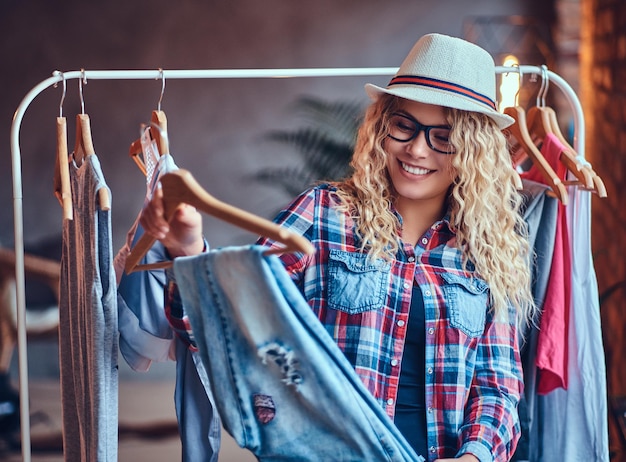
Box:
[541,64,550,107]
[512,64,523,107]
[79,68,88,114]
[53,71,66,117]
[535,67,545,107]
[157,68,165,112]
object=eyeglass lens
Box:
[388,113,454,154]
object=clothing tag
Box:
[143,154,179,208]
[140,126,160,191]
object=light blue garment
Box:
[565,188,609,461]
[117,230,174,370]
[533,187,609,461]
[116,153,180,372]
[115,153,179,371]
[60,154,118,461]
[174,338,222,462]
[117,233,222,462]
[514,179,558,461]
[116,153,221,461]
[173,245,425,462]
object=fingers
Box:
[138,187,205,257]
[162,204,205,257]
[139,187,170,240]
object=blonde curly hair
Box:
[333,94,535,325]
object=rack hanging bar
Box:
[9,65,584,462]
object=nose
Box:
[405,129,430,157]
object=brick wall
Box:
[579,0,626,457]
[554,0,582,121]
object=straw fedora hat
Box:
[365,33,514,129]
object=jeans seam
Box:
[207,268,257,451]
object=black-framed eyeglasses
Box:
[387,113,455,154]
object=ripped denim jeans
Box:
[173,245,424,462]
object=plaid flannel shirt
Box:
[256,184,523,462]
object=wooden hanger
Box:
[527,64,606,198]
[71,71,110,211]
[129,110,170,175]
[52,74,73,220]
[73,113,95,163]
[541,105,606,196]
[526,106,596,190]
[130,71,170,173]
[528,106,607,198]
[124,169,315,274]
[546,105,607,198]
[72,113,111,211]
[53,116,73,220]
[503,106,568,205]
[585,166,607,198]
[129,139,146,175]
[128,110,170,175]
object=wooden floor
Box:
[3,379,256,462]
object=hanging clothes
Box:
[517,133,609,461]
[534,182,609,461]
[563,186,609,460]
[117,239,222,462]
[59,154,118,461]
[513,178,559,462]
[519,134,572,394]
[115,153,180,369]
[115,153,222,461]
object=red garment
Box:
[519,133,571,394]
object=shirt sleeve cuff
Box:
[456,441,493,462]
[163,237,209,260]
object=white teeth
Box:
[401,162,431,175]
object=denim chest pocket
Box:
[441,272,489,337]
[327,250,389,314]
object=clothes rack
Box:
[9,64,584,461]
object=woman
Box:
[139,33,535,461]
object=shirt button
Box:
[427,406,433,413]
[391,359,398,366]
[421,237,428,245]
[408,256,415,262]
[428,327,434,335]
[397,320,405,327]
[403,282,410,290]
[424,290,431,296]
[387,398,394,405]
[430,446,436,453]
[427,367,433,374]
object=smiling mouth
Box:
[400,162,433,175]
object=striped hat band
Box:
[387,75,497,111]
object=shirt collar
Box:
[390,204,455,235]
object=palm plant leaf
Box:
[253,96,365,196]
[253,166,317,198]
[265,128,353,179]
[290,97,364,144]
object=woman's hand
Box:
[435,455,480,462]
[139,185,205,258]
